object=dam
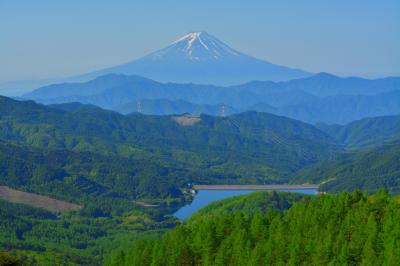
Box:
[192,184,319,190]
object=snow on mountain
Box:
[148,31,242,61]
[73,31,311,85]
[6,32,303,88]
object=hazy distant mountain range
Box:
[24,72,400,124]
[3,31,400,124]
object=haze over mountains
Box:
[24,72,400,124]
[78,31,311,85]
[3,0,400,263]
[0,31,311,95]
[2,31,397,125]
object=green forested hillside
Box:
[108,191,400,266]
[296,115,400,194]
[0,140,185,264]
[294,140,400,194]
[188,191,312,221]
[4,95,400,265]
[317,115,400,149]
[0,96,339,183]
[0,96,341,264]
[0,140,184,203]
[0,197,178,265]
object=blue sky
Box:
[1,0,399,82]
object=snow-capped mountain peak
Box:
[75,31,311,85]
[149,31,242,61]
[172,32,204,45]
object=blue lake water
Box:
[174,188,317,220]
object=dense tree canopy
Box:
[0,96,339,183]
[108,191,400,266]
[2,95,400,265]
[295,140,400,194]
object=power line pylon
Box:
[221,104,226,117]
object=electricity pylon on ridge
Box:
[220,104,226,117]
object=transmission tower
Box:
[137,100,142,113]
[221,104,226,117]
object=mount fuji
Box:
[78,31,311,85]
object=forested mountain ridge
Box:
[317,115,400,149]
[113,98,239,116]
[4,95,400,205]
[3,95,400,264]
[0,139,183,202]
[0,96,339,183]
[0,96,341,264]
[108,190,400,266]
[294,139,400,194]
